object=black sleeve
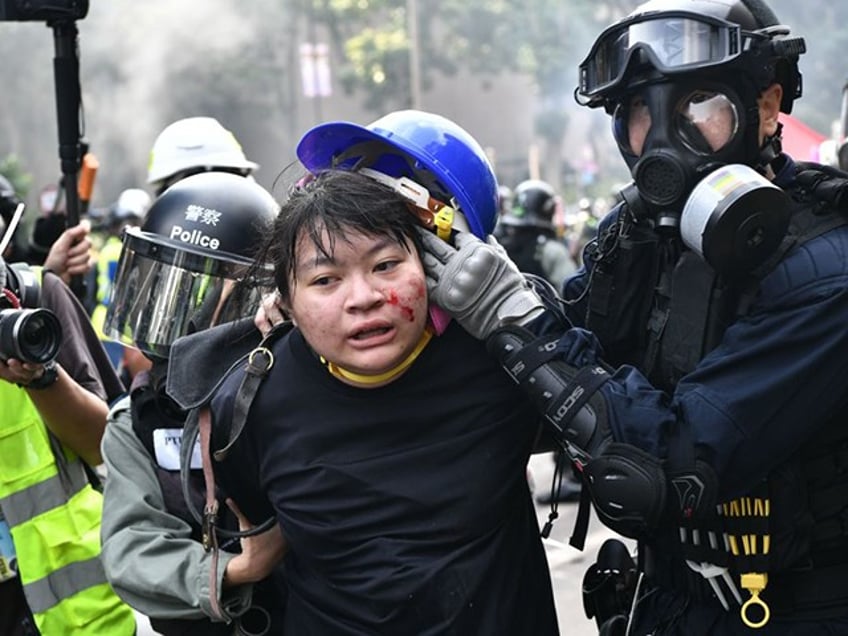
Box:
[40,271,126,402]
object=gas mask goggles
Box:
[579,11,772,106]
[105,227,254,359]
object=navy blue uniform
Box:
[211,322,559,635]
[557,156,848,633]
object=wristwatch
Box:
[24,360,59,390]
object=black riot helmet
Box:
[506,179,558,229]
[576,0,805,226]
[105,172,278,358]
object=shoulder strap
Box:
[213,321,293,461]
[179,321,293,541]
[167,317,263,410]
[750,205,847,282]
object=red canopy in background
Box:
[778,113,828,161]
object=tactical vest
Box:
[0,376,135,634]
[128,371,234,636]
[583,168,848,614]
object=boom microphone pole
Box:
[49,17,86,298]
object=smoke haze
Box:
[2,0,848,216]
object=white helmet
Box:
[112,188,152,224]
[147,117,258,192]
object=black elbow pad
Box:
[585,442,668,539]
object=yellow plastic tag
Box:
[433,206,455,242]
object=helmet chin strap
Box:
[321,327,433,387]
[757,121,784,172]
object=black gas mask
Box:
[613,80,759,225]
[612,81,790,276]
[576,3,807,276]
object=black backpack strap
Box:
[179,322,293,548]
[213,322,292,461]
[166,317,263,411]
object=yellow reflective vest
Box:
[91,235,123,341]
[0,298,135,634]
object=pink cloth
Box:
[428,305,452,335]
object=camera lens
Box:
[0,308,63,364]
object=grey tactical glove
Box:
[418,228,544,340]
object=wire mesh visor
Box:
[579,12,747,99]
[105,227,252,358]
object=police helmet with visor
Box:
[501,179,558,230]
[105,172,277,359]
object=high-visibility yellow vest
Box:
[0,300,135,634]
[91,235,124,341]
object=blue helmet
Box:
[296,109,499,238]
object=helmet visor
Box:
[580,12,746,100]
[105,228,254,358]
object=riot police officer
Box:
[553,0,848,632]
[497,179,577,287]
[98,173,286,635]
[412,0,848,633]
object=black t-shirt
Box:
[212,321,559,635]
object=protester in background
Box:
[99,172,287,635]
[0,249,135,634]
[168,110,560,634]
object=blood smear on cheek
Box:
[386,289,416,322]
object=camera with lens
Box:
[0,260,63,364]
[0,0,87,21]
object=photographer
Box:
[0,251,135,634]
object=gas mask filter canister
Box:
[680,164,790,276]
